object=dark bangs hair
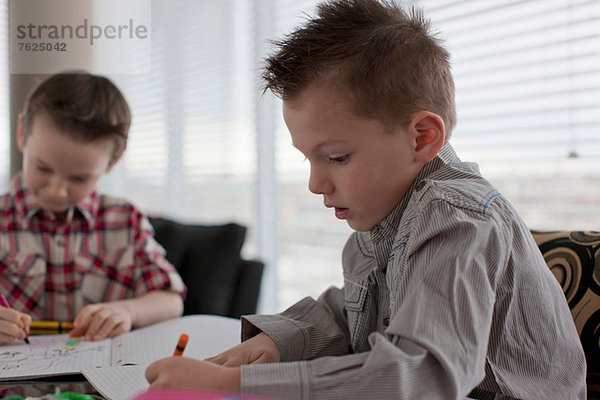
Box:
[21,72,131,162]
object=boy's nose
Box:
[46,178,68,198]
[308,167,334,195]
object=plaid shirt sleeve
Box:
[132,213,186,297]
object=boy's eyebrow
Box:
[33,156,50,166]
[295,139,350,153]
[69,172,92,180]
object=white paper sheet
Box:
[111,314,241,365]
[0,314,240,393]
[82,364,149,400]
[83,315,241,400]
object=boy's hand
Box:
[205,332,280,366]
[146,357,241,392]
[70,302,133,341]
[0,307,31,345]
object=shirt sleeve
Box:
[240,203,505,400]
[242,285,351,362]
[131,213,186,297]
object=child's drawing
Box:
[0,334,111,379]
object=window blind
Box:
[104,0,257,226]
[412,0,600,230]
[100,0,269,305]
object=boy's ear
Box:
[16,113,25,152]
[410,111,445,163]
[105,140,125,173]
[105,155,122,173]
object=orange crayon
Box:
[173,333,189,356]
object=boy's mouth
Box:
[39,198,69,212]
[334,207,349,219]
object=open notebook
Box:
[0,314,241,400]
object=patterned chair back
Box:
[531,231,600,399]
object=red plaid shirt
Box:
[0,174,185,321]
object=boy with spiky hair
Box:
[146,1,586,398]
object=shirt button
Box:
[383,317,390,327]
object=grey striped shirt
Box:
[241,144,586,399]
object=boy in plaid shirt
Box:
[0,73,185,345]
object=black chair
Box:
[149,217,264,319]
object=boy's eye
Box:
[36,165,51,173]
[328,155,349,164]
[70,177,88,183]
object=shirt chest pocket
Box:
[343,277,370,352]
[0,251,46,311]
[73,246,136,304]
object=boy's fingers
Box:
[85,308,115,340]
[93,316,124,340]
[0,331,17,345]
[107,322,127,339]
[253,353,275,364]
[0,320,27,341]
[0,309,30,340]
[69,326,85,337]
[0,307,23,324]
[73,308,91,328]
[19,313,32,333]
[85,319,104,340]
[71,308,96,336]
[220,352,250,367]
[8,311,31,335]
[205,354,225,365]
[69,319,88,336]
[145,360,161,383]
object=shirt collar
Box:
[10,173,40,220]
[76,192,99,225]
[10,172,99,226]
